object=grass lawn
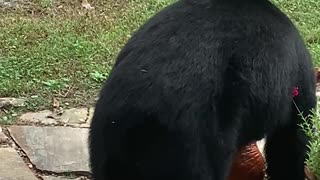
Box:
[0,0,319,124]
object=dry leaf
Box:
[81,0,94,10]
[52,97,60,109]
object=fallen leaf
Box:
[52,97,60,109]
[81,0,94,10]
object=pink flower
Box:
[292,87,299,97]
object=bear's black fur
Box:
[89,0,317,179]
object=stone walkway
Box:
[0,100,267,180]
[0,100,93,180]
[2,91,320,179]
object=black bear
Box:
[89,0,317,179]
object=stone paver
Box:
[18,108,92,127]
[0,97,26,109]
[9,126,90,173]
[19,110,58,125]
[59,108,88,125]
[0,148,37,180]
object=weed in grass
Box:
[298,104,320,179]
[42,78,70,91]
[39,0,53,8]
[90,71,107,83]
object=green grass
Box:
[272,0,320,66]
[0,0,319,124]
[0,0,175,122]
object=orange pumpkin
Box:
[227,143,265,180]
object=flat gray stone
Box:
[9,126,90,172]
[19,110,58,125]
[18,108,93,126]
[0,148,37,180]
[59,108,88,125]
[0,97,26,109]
